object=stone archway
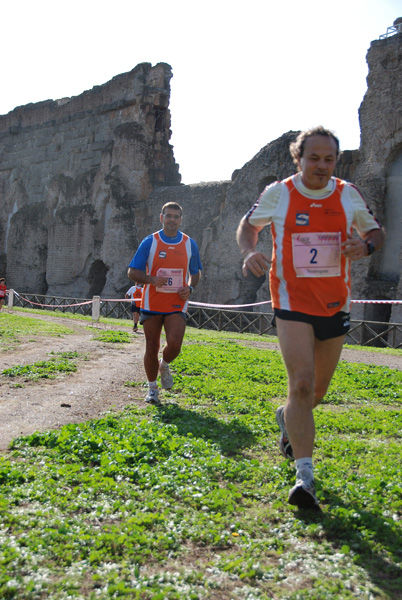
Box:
[87,260,109,297]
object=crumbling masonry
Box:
[0,26,401,326]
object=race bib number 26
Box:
[292,232,341,277]
[156,268,183,293]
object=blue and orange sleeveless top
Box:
[141,231,193,314]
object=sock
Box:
[295,457,314,481]
[148,380,158,389]
[160,358,169,368]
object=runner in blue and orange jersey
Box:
[128,202,202,404]
[237,126,384,510]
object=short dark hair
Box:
[289,126,340,165]
[161,202,182,216]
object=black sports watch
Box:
[365,241,376,256]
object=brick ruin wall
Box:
[0,32,401,325]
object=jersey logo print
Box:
[296,212,309,226]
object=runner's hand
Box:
[177,286,191,300]
[341,234,367,261]
[152,275,169,287]
[242,251,271,277]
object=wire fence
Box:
[8,292,402,349]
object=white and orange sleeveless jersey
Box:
[246,173,381,317]
[141,231,192,313]
[133,286,142,306]
[126,285,143,306]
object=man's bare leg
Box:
[276,320,345,457]
[142,315,163,382]
[276,319,316,459]
[161,313,187,363]
[313,335,345,406]
[158,313,187,390]
[275,319,318,507]
[276,318,345,508]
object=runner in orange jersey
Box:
[125,283,143,332]
[237,126,384,510]
[128,202,202,404]
[0,278,6,311]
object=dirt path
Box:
[1,311,401,453]
[0,313,147,452]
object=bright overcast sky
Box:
[1,0,400,184]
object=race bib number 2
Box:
[292,232,341,277]
[156,268,183,293]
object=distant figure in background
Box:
[0,278,6,311]
[125,283,143,332]
[237,126,384,510]
[127,201,202,405]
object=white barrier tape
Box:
[188,300,402,309]
[351,299,402,304]
[188,300,271,309]
[102,298,402,308]
[14,291,93,308]
[102,298,271,309]
[102,299,133,303]
[12,291,402,311]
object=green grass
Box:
[0,311,75,351]
[91,330,133,344]
[9,306,134,327]
[2,351,80,381]
[0,308,134,351]
[0,316,402,598]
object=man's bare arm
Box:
[127,267,167,288]
[236,217,271,277]
[341,228,385,261]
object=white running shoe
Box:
[145,388,160,404]
[288,470,320,510]
[159,360,173,390]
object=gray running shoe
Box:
[275,406,294,460]
[159,361,173,390]
[145,388,160,404]
[288,471,320,510]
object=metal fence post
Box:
[92,296,101,322]
[7,289,14,310]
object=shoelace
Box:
[296,469,314,487]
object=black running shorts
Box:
[272,309,350,341]
[139,310,187,324]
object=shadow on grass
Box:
[154,402,257,456]
[295,489,402,599]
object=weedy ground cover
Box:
[0,311,75,351]
[91,330,133,344]
[0,317,402,599]
[2,351,80,382]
